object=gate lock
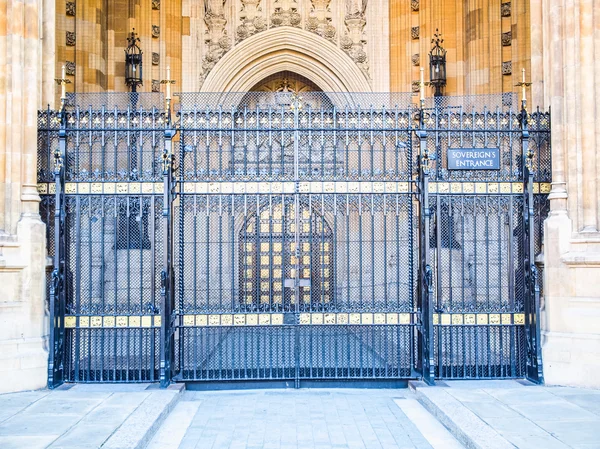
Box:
[284,278,311,288]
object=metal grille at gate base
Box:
[38,92,550,388]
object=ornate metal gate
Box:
[37,92,550,388]
[171,93,418,385]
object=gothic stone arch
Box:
[201,27,372,94]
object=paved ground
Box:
[413,380,600,449]
[2,381,600,449]
[0,383,181,449]
[148,389,461,449]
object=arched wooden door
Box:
[239,199,334,312]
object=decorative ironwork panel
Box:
[37,92,551,387]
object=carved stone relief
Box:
[501,2,511,17]
[411,26,419,40]
[237,0,267,42]
[203,0,231,77]
[342,0,369,78]
[502,61,512,75]
[152,79,160,92]
[66,1,75,16]
[411,54,420,66]
[152,52,160,65]
[65,61,76,76]
[66,31,76,46]
[200,0,374,85]
[152,0,160,10]
[502,31,512,46]
[270,0,301,28]
[306,0,336,42]
[411,0,419,12]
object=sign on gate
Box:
[447,148,500,170]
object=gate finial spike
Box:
[55,64,72,110]
[515,68,532,111]
[160,65,176,123]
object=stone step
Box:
[100,383,184,449]
[409,381,516,449]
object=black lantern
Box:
[125,29,143,92]
[429,29,447,97]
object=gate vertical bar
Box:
[48,107,67,388]
[159,124,176,387]
[521,100,544,384]
[417,100,435,385]
[293,95,301,389]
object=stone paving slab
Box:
[412,379,600,449]
[0,383,183,449]
[149,389,442,449]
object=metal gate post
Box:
[521,102,544,384]
[48,107,67,388]
[417,108,435,385]
[159,126,176,387]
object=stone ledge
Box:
[0,232,19,245]
[102,383,184,449]
[543,330,600,340]
[409,381,515,449]
[560,251,600,267]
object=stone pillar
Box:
[0,0,50,392]
[540,0,600,388]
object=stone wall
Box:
[390,0,532,99]
[0,0,52,393]
[538,0,600,388]
[53,0,391,99]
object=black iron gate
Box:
[171,93,418,385]
[38,92,550,388]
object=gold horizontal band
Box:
[181,312,413,326]
[63,312,525,328]
[64,315,161,328]
[428,182,550,195]
[37,181,552,196]
[433,313,525,326]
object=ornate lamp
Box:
[125,29,143,92]
[429,29,447,97]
